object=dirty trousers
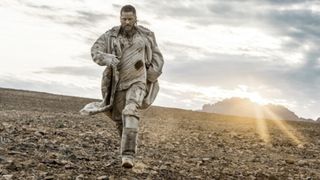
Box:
[111,82,146,156]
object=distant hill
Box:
[202,97,310,121]
[317,117,320,123]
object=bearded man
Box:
[89,4,164,168]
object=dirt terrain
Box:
[0,88,319,179]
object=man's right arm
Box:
[91,32,119,66]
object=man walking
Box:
[90,5,164,168]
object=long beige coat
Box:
[80,25,164,115]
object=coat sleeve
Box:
[91,32,115,66]
[147,32,164,82]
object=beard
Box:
[123,25,133,31]
[121,25,137,38]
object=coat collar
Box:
[110,26,121,37]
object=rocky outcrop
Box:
[202,97,302,121]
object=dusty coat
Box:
[80,25,164,115]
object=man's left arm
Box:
[147,32,164,83]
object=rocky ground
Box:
[0,88,319,179]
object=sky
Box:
[0,0,319,120]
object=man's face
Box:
[120,11,136,32]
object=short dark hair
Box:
[120,5,136,16]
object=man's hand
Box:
[147,67,161,83]
[101,54,119,67]
[108,57,120,67]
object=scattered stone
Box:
[285,159,295,164]
[104,160,116,167]
[268,174,278,180]
[64,161,76,169]
[159,165,167,170]
[75,174,84,180]
[150,170,158,174]
[34,130,46,136]
[21,159,36,168]
[97,175,108,180]
[44,176,55,180]
[8,151,27,156]
[2,175,13,180]
[297,160,308,166]
[6,161,22,171]
[132,162,148,174]
[297,144,305,149]
[109,175,115,180]
[48,152,59,159]
[218,143,224,147]
[193,175,202,179]
[0,156,7,163]
[0,124,5,132]
[108,175,115,180]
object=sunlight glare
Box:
[253,105,270,144]
[264,108,305,146]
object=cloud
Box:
[161,42,320,112]
[0,76,100,99]
[152,1,320,103]
[163,52,277,87]
[263,9,320,40]
[164,41,203,52]
[20,1,60,11]
[64,11,114,27]
[138,20,151,26]
[143,0,320,42]
[112,4,121,9]
[141,1,258,27]
[34,66,102,79]
[72,53,93,63]
[14,1,115,28]
[263,0,311,5]
[142,0,208,23]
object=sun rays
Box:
[253,106,306,146]
[253,105,270,144]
